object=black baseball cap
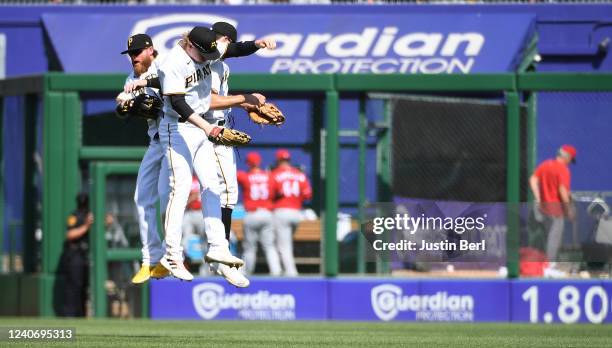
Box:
[188,27,221,61]
[212,22,237,43]
[121,33,153,55]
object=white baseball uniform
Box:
[157,44,228,262]
[122,61,169,266]
[203,60,238,209]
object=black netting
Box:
[390,95,527,202]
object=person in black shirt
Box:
[60,192,93,317]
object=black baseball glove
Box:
[116,94,163,120]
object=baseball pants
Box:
[134,139,168,265]
[242,208,281,275]
[545,215,565,261]
[212,143,238,209]
[159,119,228,261]
[274,208,303,276]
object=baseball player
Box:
[237,152,282,275]
[207,21,277,243]
[156,26,264,285]
[203,22,278,280]
[115,33,169,284]
[270,149,313,276]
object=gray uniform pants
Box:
[243,209,281,275]
[545,216,565,261]
[274,208,303,276]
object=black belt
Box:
[177,115,225,126]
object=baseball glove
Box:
[208,127,251,147]
[248,103,285,126]
[116,94,163,120]
[130,94,163,120]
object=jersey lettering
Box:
[185,64,212,88]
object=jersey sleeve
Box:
[301,174,313,201]
[268,171,279,201]
[237,171,247,188]
[160,59,185,95]
[559,166,571,191]
[210,65,222,94]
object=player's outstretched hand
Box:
[255,38,276,50]
[124,80,147,93]
[243,93,266,107]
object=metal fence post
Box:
[506,91,521,279]
[324,90,339,277]
[90,162,108,318]
[357,96,367,274]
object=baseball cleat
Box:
[205,248,244,268]
[150,263,170,279]
[160,255,193,281]
[131,264,152,284]
[214,263,250,288]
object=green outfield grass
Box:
[0,318,611,348]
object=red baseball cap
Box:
[276,149,291,161]
[560,144,577,164]
[246,152,261,166]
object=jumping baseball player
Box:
[270,149,313,276]
[207,21,277,243]
[115,34,169,284]
[237,152,282,275]
[203,22,279,281]
[156,26,264,285]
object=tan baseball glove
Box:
[248,103,285,126]
[208,127,251,147]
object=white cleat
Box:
[205,248,244,268]
[160,255,194,281]
[213,263,250,288]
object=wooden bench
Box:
[230,219,360,242]
[231,220,322,241]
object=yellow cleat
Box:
[131,264,152,284]
[150,263,170,279]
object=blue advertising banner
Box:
[150,277,328,320]
[511,280,612,324]
[328,279,420,321]
[329,279,508,322]
[42,13,535,74]
[151,278,612,323]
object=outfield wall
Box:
[151,278,612,324]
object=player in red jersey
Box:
[269,149,312,276]
[237,152,282,275]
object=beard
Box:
[132,56,152,76]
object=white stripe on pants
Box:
[274,208,302,276]
[243,209,281,275]
[134,140,167,265]
[213,143,238,209]
[160,120,228,261]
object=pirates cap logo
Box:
[211,41,217,50]
[128,37,133,47]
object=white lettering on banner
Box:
[371,284,474,322]
[270,58,474,74]
[192,283,296,320]
[130,15,485,74]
